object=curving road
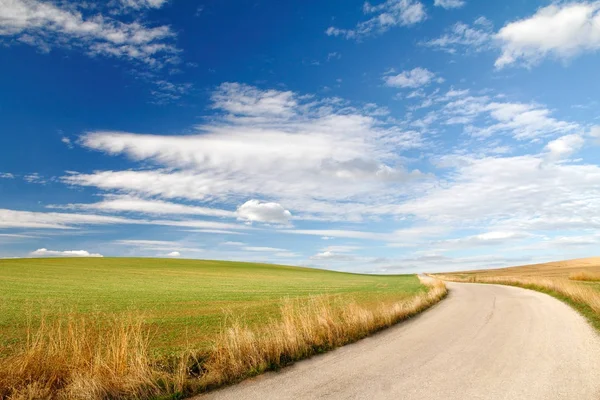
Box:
[197,282,600,400]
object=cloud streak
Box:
[326,0,426,40]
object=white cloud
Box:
[166,251,180,257]
[396,155,600,234]
[61,137,73,148]
[590,125,600,142]
[119,0,169,10]
[23,173,45,184]
[0,0,179,67]
[311,251,356,261]
[150,80,193,103]
[0,209,137,229]
[545,134,585,160]
[326,0,426,40]
[114,239,204,253]
[184,229,248,235]
[0,208,248,231]
[237,200,292,225]
[431,231,532,251]
[282,229,384,241]
[439,91,579,140]
[30,248,103,257]
[321,245,361,253]
[327,51,341,61]
[0,233,38,239]
[495,2,600,68]
[0,172,14,179]
[65,83,426,222]
[434,0,465,9]
[384,67,441,88]
[243,246,288,252]
[52,195,234,218]
[421,17,493,53]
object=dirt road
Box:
[197,282,600,400]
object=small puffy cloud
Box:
[237,200,292,224]
[166,251,181,257]
[31,248,103,257]
[434,0,465,9]
[384,68,442,88]
[0,172,14,179]
[327,52,341,61]
[326,0,426,40]
[545,134,585,160]
[495,2,600,68]
[61,137,73,148]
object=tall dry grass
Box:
[438,274,600,316]
[0,278,446,399]
[569,271,600,282]
[0,314,171,400]
[199,278,447,389]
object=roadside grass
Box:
[0,258,447,399]
[437,257,600,334]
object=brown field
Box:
[569,271,600,282]
[437,257,600,333]
[449,257,600,279]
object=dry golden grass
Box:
[0,278,446,400]
[437,274,600,315]
[199,277,446,389]
[437,257,600,333]
[450,257,600,279]
[569,271,600,282]
[0,314,168,400]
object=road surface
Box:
[196,282,600,400]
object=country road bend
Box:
[196,282,600,400]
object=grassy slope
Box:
[450,257,600,279]
[0,257,425,354]
[438,257,600,332]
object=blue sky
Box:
[1,0,599,273]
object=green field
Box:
[0,258,425,355]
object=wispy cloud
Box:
[420,17,493,54]
[326,0,426,40]
[65,82,426,222]
[0,0,180,67]
[117,0,170,10]
[433,0,465,9]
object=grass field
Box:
[0,257,426,354]
[437,257,600,332]
[0,257,446,399]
